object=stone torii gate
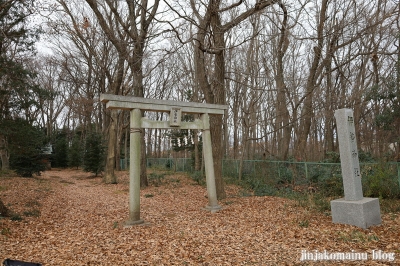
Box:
[100,94,227,225]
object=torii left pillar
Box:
[126,108,144,225]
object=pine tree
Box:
[53,134,68,168]
[7,118,46,177]
[0,0,41,118]
[0,0,45,170]
[68,135,82,169]
[83,132,105,176]
[0,1,48,214]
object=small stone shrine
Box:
[330,108,381,229]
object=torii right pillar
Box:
[201,113,221,211]
[330,108,381,229]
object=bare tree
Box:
[35,56,67,137]
[186,0,280,199]
[83,0,160,186]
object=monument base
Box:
[331,197,381,229]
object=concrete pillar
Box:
[330,108,381,229]
[335,109,363,201]
[126,108,144,226]
[201,113,221,211]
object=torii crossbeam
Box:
[100,94,228,226]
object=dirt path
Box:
[1,169,399,265]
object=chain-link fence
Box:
[220,160,400,197]
[120,158,400,198]
[146,157,195,172]
[121,158,195,172]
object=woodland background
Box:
[0,0,399,199]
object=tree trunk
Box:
[85,0,160,187]
[153,124,158,158]
[194,129,201,171]
[0,198,10,217]
[124,127,128,169]
[104,110,118,184]
[191,0,278,198]
[104,55,124,183]
[295,0,327,161]
[115,123,121,171]
[238,116,250,181]
[209,4,226,199]
[0,135,9,171]
[232,89,240,159]
[275,3,291,160]
[146,128,152,157]
[323,20,340,155]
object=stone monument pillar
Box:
[330,108,381,229]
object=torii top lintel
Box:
[100,94,227,115]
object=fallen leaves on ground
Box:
[1,169,399,265]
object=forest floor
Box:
[0,168,400,265]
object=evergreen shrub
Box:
[7,119,47,177]
[83,132,105,176]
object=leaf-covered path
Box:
[1,169,399,265]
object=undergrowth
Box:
[148,159,400,214]
[223,160,400,214]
